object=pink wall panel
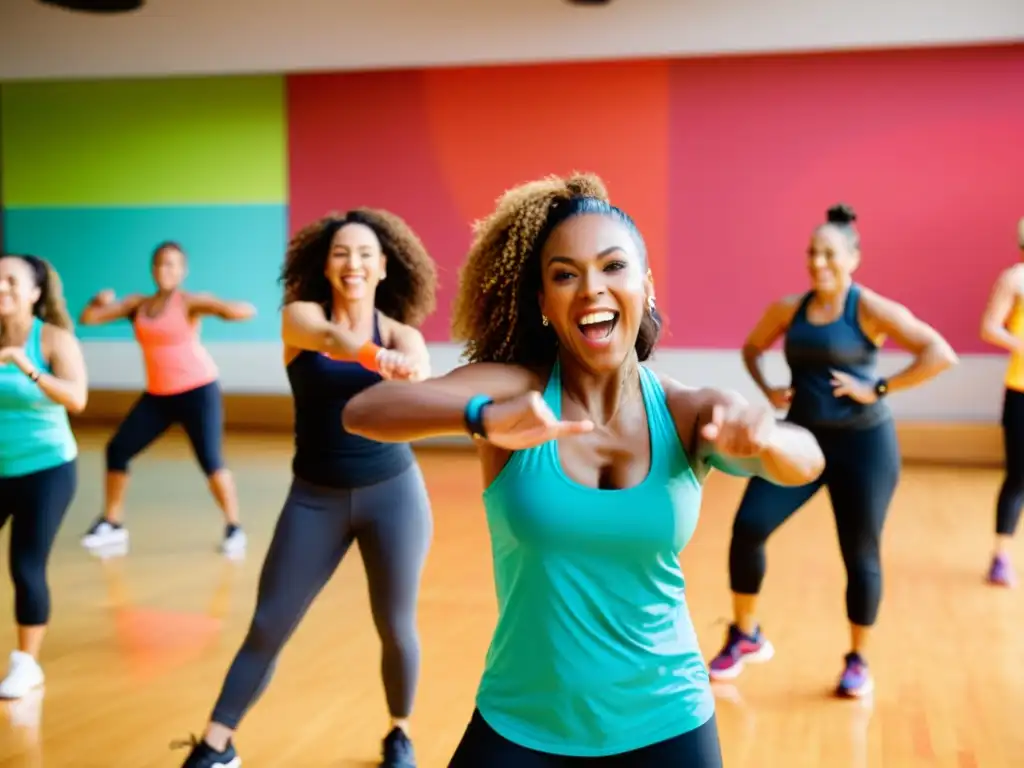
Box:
[288,44,1024,351]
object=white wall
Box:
[81,341,1005,423]
[0,0,1020,81]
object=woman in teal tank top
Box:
[343,174,825,766]
[0,254,88,701]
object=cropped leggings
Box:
[449,711,722,767]
[105,381,224,476]
[210,463,433,729]
[0,460,77,626]
[996,388,1024,537]
[729,418,900,627]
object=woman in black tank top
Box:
[708,204,958,699]
[177,210,438,768]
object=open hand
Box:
[830,370,877,404]
[482,391,595,451]
[700,401,776,459]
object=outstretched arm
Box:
[664,380,824,487]
[282,302,373,358]
[186,292,257,322]
[342,363,540,443]
[78,290,144,326]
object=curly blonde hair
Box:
[452,172,660,366]
[280,208,437,327]
[0,254,74,332]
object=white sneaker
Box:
[221,526,247,558]
[81,519,129,550]
[0,651,44,699]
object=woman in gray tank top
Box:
[707,204,958,698]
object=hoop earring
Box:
[646,295,656,312]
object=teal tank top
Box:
[477,361,715,757]
[0,319,78,478]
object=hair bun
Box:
[826,203,857,225]
[564,173,609,203]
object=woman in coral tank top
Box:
[78,241,256,556]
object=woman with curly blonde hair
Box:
[343,174,825,766]
[179,210,437,768]
[0,253,88,700]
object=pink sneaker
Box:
[708,624,775,681]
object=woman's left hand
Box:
[700,401,776,459]
[830,370,878,404]
[0,346,32,374]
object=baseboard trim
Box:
[70,389,1005,467]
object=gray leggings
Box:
[210,463,433,729]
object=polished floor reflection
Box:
[0,430,1022,767]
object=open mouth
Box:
[341,275,366,286]
[577,310,619,343]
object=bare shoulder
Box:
[998,264,1024,293]
[40,323,80,358]
[855,285,908,316]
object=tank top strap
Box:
[637,365,690,474]
[843,283,862,325]
[792,291,814,321]
[25,317,45,368]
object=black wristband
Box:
[464,395,494,439]
[874,378,889,399]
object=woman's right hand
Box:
[764,386,793,410]
[481,391,594,450]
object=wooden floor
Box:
[0,430,1022,767]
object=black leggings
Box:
[0,460,77,626]
[209,463,433,729]
[105,381,224,476]
[449,710,722,767]
[729,418,900,627]
[996,388,1024,537]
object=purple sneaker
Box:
[836,652,873,698]
[987,553,1016,587]
[708,623,775,681]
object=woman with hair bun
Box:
[708,204,958,698]
[0,253,88,699]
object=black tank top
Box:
[783,284,891,430]
[286,313,414,488]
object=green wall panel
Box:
[0,76,286,206]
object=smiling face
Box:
[807,224,859,296]
[538,213,652,373]
[152,246,187,292]
[324,222,386,303]
[0,256,41,322]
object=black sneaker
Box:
[172,734,242,768]
[381,727,416,768]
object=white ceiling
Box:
[0,0,1021,81]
